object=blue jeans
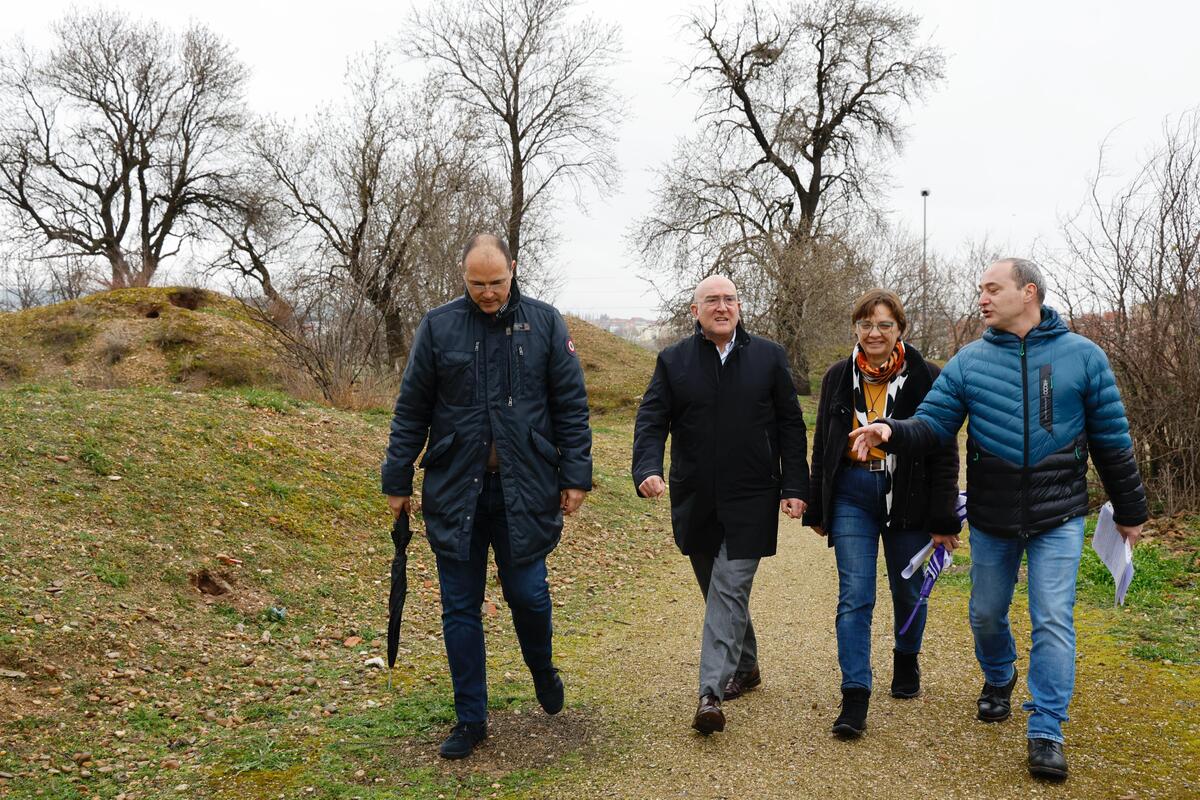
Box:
[829,465,930,692]
[968,517,1085,743]
[435,472,554,723]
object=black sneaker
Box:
[1028,738,1068,781]
[533,668,564,715]
[438,721,487,760]
[831,688,870,739]
[977,669,1018,722]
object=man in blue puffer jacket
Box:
[851,258,1146,782]
[383,234,592,759]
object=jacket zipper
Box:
[505,328,513,407]
[1020,340,1030,539]
[474,339,480,404]
[517,344,525,402]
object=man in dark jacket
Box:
[851,258,1147,781]
[383,234,592,760]
[632,275,809,735]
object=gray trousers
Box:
[689,541,760,699]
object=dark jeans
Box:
[435,472,554,723]
[829,464,930,691]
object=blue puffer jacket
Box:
[382,280,592,564]
[886,307,1147,537]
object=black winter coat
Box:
[802,345,961,540]
[382,280,592,565]
[632,324,809,559]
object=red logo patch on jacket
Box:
[566,337,577,356]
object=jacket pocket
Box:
[764,430,780,479]
[419,431,457,468]
[1039,363,1053,433]
[437,351,476,406]
[529,427,560,466]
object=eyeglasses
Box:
[467,274,513,291]
[854,321,897,333]
[700,295,739,309]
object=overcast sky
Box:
[8,1,1199,317]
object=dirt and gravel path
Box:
[535,516,1196,799]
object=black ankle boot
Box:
[977,669,1018,722]
[890,650,920,699]
[831,688,870,738]
[533,667,564,715]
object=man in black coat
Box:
[383,234,592,759]
[632,275,809,734]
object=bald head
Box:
[461,233,512,265]
[693,275,737,304]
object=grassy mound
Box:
[0,291,654,411]
[0,287,284,390]
[564,316,656,415]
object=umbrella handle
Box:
[896,598,925,637]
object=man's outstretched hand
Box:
[848,422,892,460]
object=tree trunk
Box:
[771,291,812,396]
[384,309,407,373]
[508,121,524,263]
[108,250,132,289]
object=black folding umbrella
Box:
[386,511,414,689]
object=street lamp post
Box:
[920,188,930,347]
[921,188,930,280]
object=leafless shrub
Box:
[97,329,133,365]
[1057,111,1200,513]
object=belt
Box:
[846,458,886,473]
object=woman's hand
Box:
[931,533,961,551]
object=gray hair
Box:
[1002,257,1046,304]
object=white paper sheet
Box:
[1091,501,1134,606]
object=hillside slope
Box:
[0,310,666,799]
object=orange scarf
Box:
[854,340,906,384]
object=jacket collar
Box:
[693,319,751,351]
[464,275,523,322]
[983,305,1068,346]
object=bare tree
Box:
[0,9,247,288]
[205,182,295,315]
[404,0,622,280]
[868,228,1002,357]
[249,54,503,370]
[637,0,943,390]
[0,251,45,311]
[45,253,98,302]
[1058,112,1200,513]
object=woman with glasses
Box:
[802,289,961,739]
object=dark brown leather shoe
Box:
[723,666,762,701]
[692,694,725,735]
